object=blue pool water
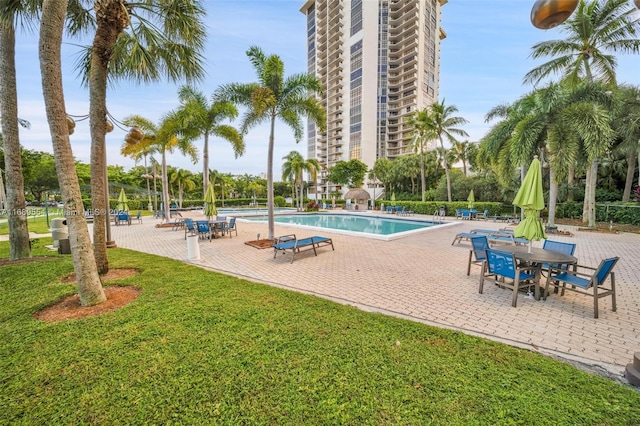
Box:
[216,207,297,216]
[241,213,452,240]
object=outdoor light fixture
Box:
[530,0,579,29]
[66,115,76,135]
[531,0,640,30]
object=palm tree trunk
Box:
[144,156,152,210]
[440,137,452,202]
[420,147,426,202]
[162,151,170,221]
[567,166,575,202]
[622,148,636,202]
[548,166,557,227]
[267,113,276,240]
[89,21,118,274]
[40,0,105,306]
[0,19,31,259]
[582,167,591,224]
[203,132,209,197]
[586,160,599,228]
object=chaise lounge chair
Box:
[272,234,335,263]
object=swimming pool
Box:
[240,213,458,241]
[215,207,297,216]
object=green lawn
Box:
[1,238,639,425]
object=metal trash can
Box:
[58,238,71,254]
[51,217,68,248]
[186,235,200,261]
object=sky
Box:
[12,0,640,179]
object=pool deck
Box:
[43,210,640,381]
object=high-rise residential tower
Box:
[300,0,447,200]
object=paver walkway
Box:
[67,212,640,379]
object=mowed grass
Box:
[1,239,639,425]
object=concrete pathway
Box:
[17,211,640,380]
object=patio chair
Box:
[272,234,334,263]
[395,206,404,215]
[544,257,619,318]
[220,217,237,238]
[455,209,463,219]
[541,240,576,272]
[196,220,212,241]
[467,235,489,276]
[116,212,131,226]
[461,209,471,220]
[476,209,489,220]
[135,210,142,224]
[183,218,197,239]
[479,248,536,308]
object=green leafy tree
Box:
[215,45,326,240]
[327,159,368,189]
[173,86,244,197]
[372,158,393,198]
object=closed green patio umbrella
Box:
[467,189,475,209]
[513,156,546,252]
[117,188,129,212]
[204,183,217,219]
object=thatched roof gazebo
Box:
[344,188,370,210]
[344,188,371,202]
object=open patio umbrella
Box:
[117,188,129,212]
[512,156,546,252]
[204,183,217,219]
[467,189,475,209]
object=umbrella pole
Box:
[528,240,532,254]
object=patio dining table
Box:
[207,219,228,239]
[496,245,577,301]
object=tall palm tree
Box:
[170,168,195,208]
[123,114,198,222]
[481,82,615,227]
[524,0,640,227]
[121,135,159,211]
[406,108,435,202]
[39,0,105,306]
[451,140,473,176]
[0,0,41,259]
[611,84,640,202]
[428,99,469,202]
[75,0,206,273]
[215,45,326,240]
[306,158,322,205]
[173,86,244,197]
[524,0,640,87]
[282,151,306,210]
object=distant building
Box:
[300,0,447,199]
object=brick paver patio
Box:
[105,211,640,380]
